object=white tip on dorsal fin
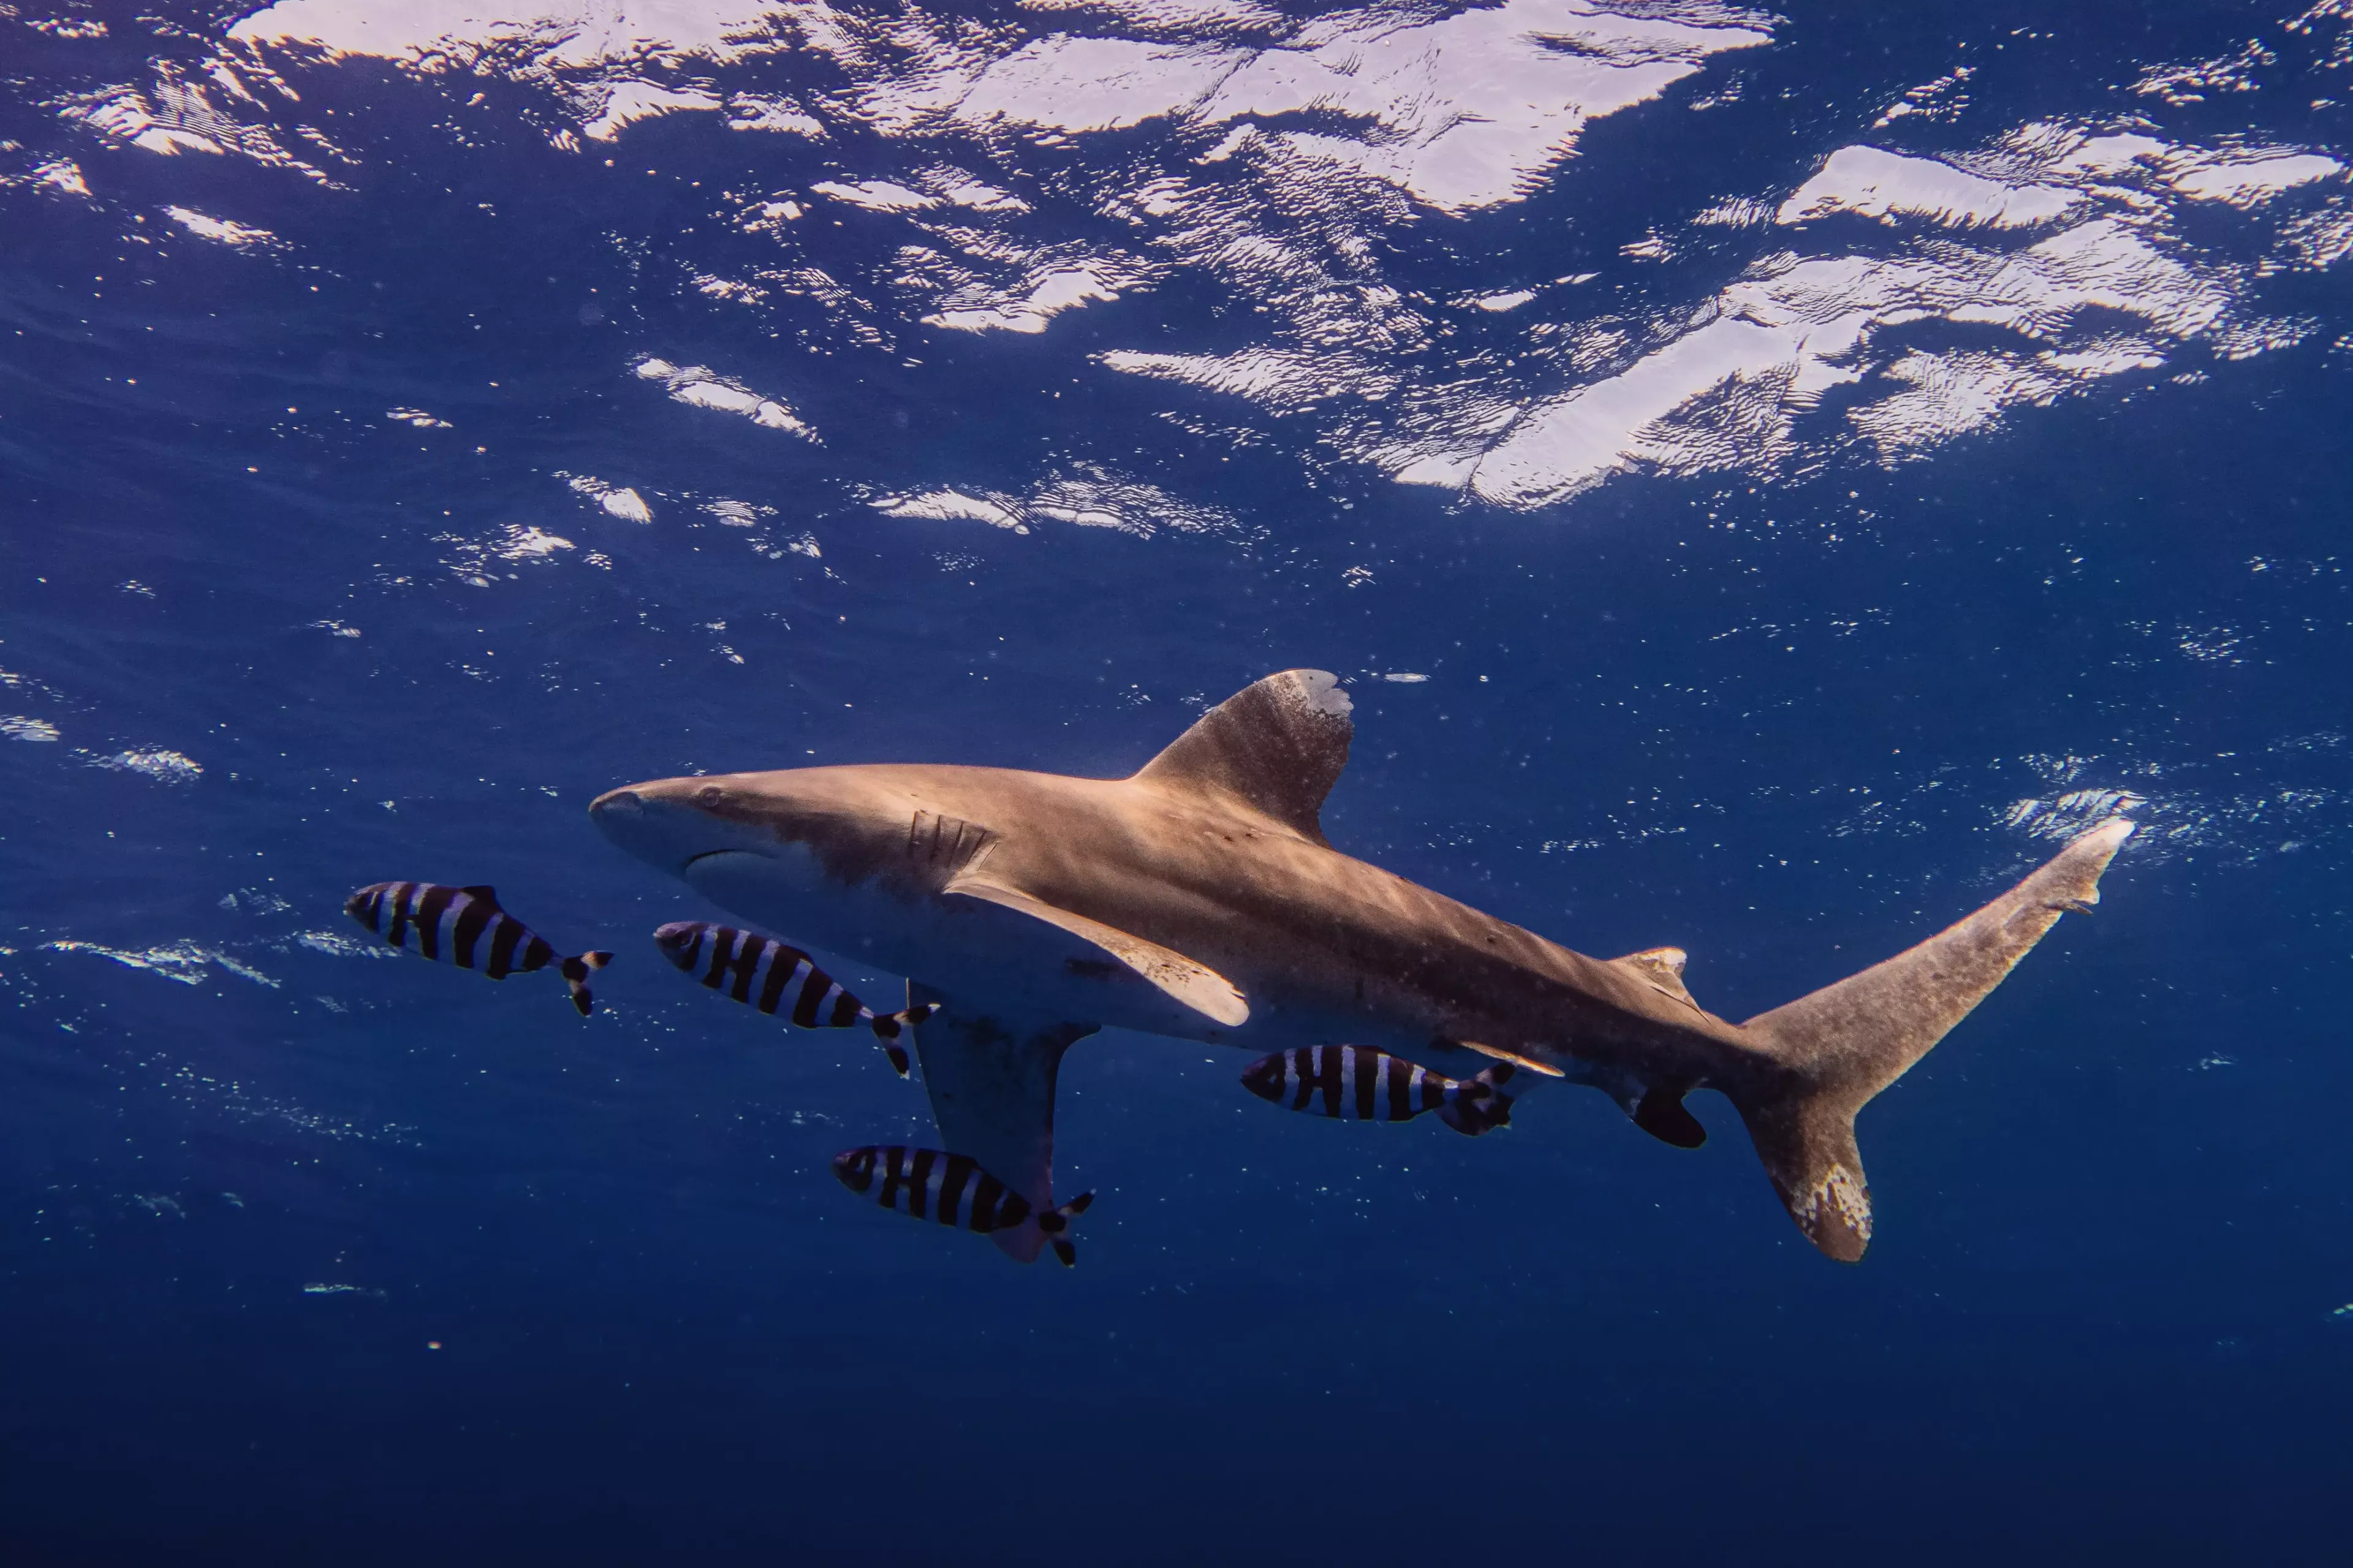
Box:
[1610,946,1697,1009]
[1131,670,1352,846]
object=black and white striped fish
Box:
[653,922,936,1077]
[1240,1045,1518,1136]
[344,882,612,1016]
[830,1145,1094,1267]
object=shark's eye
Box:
[695,784,722,807]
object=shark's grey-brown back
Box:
[591,670,2130,1263]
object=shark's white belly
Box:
[679,845,1403,1053]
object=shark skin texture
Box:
[591,670,2132,1263]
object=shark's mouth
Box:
[680,847,797,888]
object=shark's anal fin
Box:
[906,983,1096,1263]
[1132,669,1352,847]
[1632,1086,1708,1148]
[944,871,1249,1028]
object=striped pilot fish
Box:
[1240,1045,1520,1137]
[344,882,612,1016]
[831,1145,1094,1267]
[653,922,937,1078]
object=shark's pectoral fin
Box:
[906,983,1096,1263]
[943,871,1249,1028]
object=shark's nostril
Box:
[593,790,645,818]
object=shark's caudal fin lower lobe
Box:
[1730,818,2134,1262]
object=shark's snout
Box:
[590,788,645,820]
[588,782,719,875]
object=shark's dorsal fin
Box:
[1132,670,1352,846]
[1610,946,1698,1009]
[944,869,1250,1027]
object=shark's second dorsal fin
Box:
[1132,670,1352,846]
[1610,947,1698,1009]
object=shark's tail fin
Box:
[865,1002,938,1078]
[1434,1062,1521,1137]
[1035,1190,1094,1267]
[1727,819,2133,1262]
[558,951,613,1017]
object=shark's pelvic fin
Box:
[944,869,1250,1027]
[1451,1039,1567,1078]
[1132,669,1353,847]
[1730,817,2135,1262]
[906,984,1096,1263]
[1610,946,1699,1010]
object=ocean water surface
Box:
[4,1,2352,1561]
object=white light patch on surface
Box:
[953,37,1249,134]
[2169,151,2344,205]
[1777,145,2085,229]
[583,81,724,141]
[63,2,2353,520]
[163,205,279,248]
[225,0,793,68]
[727,93,825,137]
[565,474,653,520]
[634,357,814,437]
[873,489,1030,532]
[925,265,1123,334]
[811,178,935,211]
[92,749,204,784]
[872,472,1238,539]
[44,938,271,985]
[33,160,91,196]
[493,525,577,559]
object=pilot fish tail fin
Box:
[864,1001,938,1078]
[1433,1062,1520,1137]
[1728,818,2132,1262]
[1037,1191,1093,1268]
[558,950,613,1017]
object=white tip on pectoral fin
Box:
[943,871,1248,1027]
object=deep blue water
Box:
[4,2,2352,1562]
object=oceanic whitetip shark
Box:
[591,670,2131,1263]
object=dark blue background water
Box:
[4,2,2351,1562]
